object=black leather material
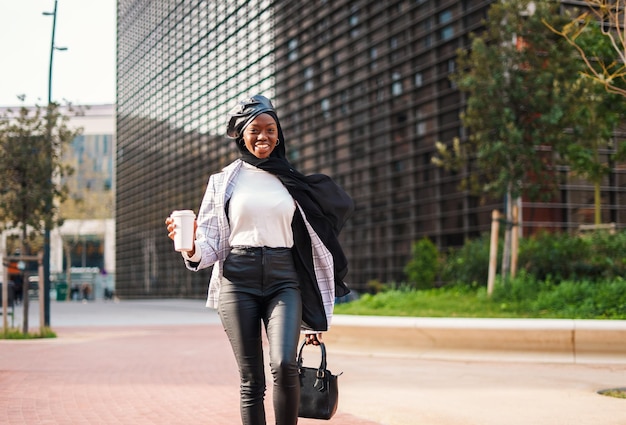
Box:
[297,340,339,420]
[226,95,278,140]
[219,248,302,425]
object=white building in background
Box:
[50,218,115,299]
[1,104,116,299]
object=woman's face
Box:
[242,113,279,159]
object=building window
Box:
[288,38,298,61]
[424,34,432,48]
[416,108,426,136]
[415,72,423,87]
[391,72,402,96]
[416,121,427,136]
[448,59,457,88]
[441,25,454,40]
[304,66,313,91]
[439,10,452,24]
[349,5,359,38]
[321,98,331,119]
[370,47,378,69]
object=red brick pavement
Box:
[0,325,381,425]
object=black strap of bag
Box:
[297,339,340,420]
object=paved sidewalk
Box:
[1,299,625,425]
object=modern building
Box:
[115,0,625,296]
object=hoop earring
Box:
[276,139,281,146]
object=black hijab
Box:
[227,95,354,330]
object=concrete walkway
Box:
[1,299,625,425]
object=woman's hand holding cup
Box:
[166,210,197,254]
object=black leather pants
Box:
[219,246,302,425]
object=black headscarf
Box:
[227,95,354,330]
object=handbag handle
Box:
[297,339,327,379]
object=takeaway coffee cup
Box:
[170,210,196,252]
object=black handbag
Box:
[297,340,340,420]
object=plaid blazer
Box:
[185,159,336,331]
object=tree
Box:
[546,2,626,224]
[0,103,78,236]
[0,103,79,328]
[433,0,587,279]
[566,77,624,224]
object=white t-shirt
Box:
[228,161,295,248]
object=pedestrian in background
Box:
[165,95,353,425]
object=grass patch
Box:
[335,277,626,319]
[336,286,524,318]
[1,327,57,339]
[598,388,626,399]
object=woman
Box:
[165,95,353,425]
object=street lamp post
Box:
[42,0,67,327]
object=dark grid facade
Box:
[116,0,626,296]
[116,0,275,297]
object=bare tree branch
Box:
[545,1,626,98]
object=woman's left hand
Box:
[305,333,323,345]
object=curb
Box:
[325,315,626,364]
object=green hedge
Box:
[439,234,496,286]
[404,237,439,289]
[519,230,626,282]
[440,230,626,286]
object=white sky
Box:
[0,0,116,107]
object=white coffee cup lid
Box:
[171,210,195,217]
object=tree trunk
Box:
[65,243,73,301]
[501,188,513,281]
[20,225,29,334]
[594,181,601,225]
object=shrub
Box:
[434,229,626,290]
[404,237,439,289]
[584,231,626,279]
[366,279,386,294]
[491,270,547,305]
[439,234,495,286]
[518,231,589,282]
[519,230,626,282]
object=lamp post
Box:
[42,0,67,327]
[43,1,68,103]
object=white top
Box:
[181,159,337,332]
[227,162,295,247]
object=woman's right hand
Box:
[165,216,198,256]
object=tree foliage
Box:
[546,0,626,98]
[0,104,80,243]
[434,0,585,202]
[431,0,626,280]
[546,2,626,224]
[566,76,625,223]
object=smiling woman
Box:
[164,94,354,425]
